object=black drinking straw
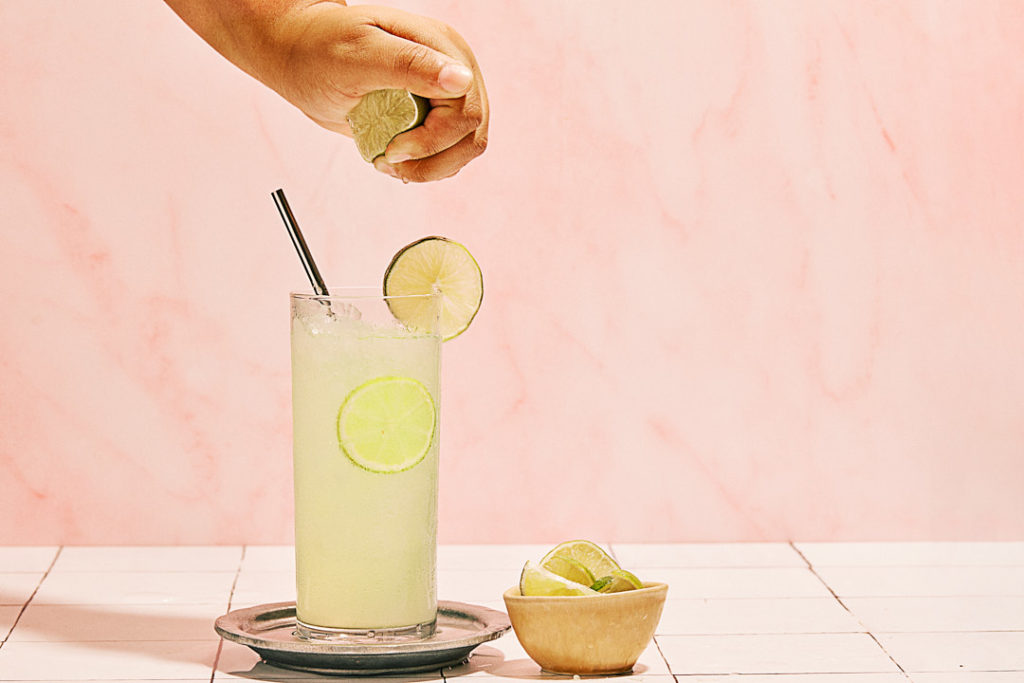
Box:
[272,188,330,298]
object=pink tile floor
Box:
[1,543,1022,681]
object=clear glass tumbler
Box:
[290,288,441,641]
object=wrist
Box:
[164,0,349,86]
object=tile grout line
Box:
[209,545,247,683]
[651,635,679,683]
[611,543,677,680]
[789,541,913,682]
[0,546,63,649]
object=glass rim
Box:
[289,286,439,302]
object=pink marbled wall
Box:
[1,1,1022,544]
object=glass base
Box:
[295,617,437,643]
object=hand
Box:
[166,1,489,182]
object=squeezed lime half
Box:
[347,89,429,162]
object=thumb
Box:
[361,34,473,98]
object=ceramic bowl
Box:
[502,582,668,675]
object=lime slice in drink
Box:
[384,237,483,341]
[336,376,436,473]
[540,540,620,580]
[519,561,598,596]
[591,569,643,593]
[346,89,429,162]
[540,555,596,587]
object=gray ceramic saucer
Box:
[215,601,510,676]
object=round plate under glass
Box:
[215,601,511,676]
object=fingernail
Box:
[438,63,472,93]
[374,159,402,180]
[386,151,412,164]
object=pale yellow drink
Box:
[290,290,441,635]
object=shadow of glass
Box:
[0,592,222,666]
[1,595,524,682]
[228,658,451,681]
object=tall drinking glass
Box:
[290,288,442,641]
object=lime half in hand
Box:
[337,376,436,473]
[347,89,429,162]
[384,236,483,341]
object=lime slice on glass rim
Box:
[519,561,598,596]
[346,89,429,162]
[540,540,620,580]
[336,376,436,473]
[384,236,483,341]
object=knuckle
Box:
[461,99,485,127]
[425,17,455,39]
[472,132,488,156]
[392,44,433,81]
[437,21,470,51]
[437,23,460,44]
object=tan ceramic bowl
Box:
[502,582,668,675]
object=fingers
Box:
[375,129,487,183]
[383,100,483,163]
[371,95,487,182]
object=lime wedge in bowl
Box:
[347,89,429,162]
[540,555,596,587]
[336,375,436,473]
[384,236,483,341]
[540,540,620,580]
[591,568,644,593]
[520,561,598,596]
